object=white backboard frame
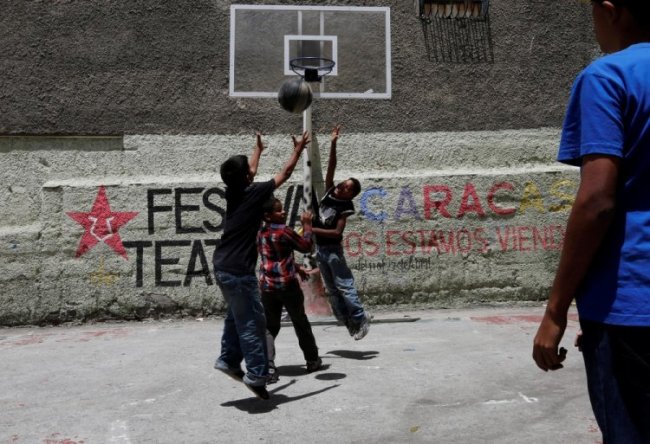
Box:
[229,4,392,99]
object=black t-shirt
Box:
[313,187,355,246]
[213,179,275,275]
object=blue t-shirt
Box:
[558,43,650,326]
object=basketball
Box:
[278,78,313,114]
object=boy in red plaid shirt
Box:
[257,197,322,383]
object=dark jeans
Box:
[215,271,268,386]
[580,319,650,444]
[316,243,366,329]
[262,280,319,363]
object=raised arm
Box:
[325,125,340,191]
[532,155,619,371]
[248,132,265,179]
[283,211,313,253]
[273,131,310,188]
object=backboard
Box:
[229,5,391,99]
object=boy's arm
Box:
[283,211,313,253]
[248,132,265,179]
[532,155,619,371]
[274,131,310,188]
[324,125,340,191]
[311,215,348,239]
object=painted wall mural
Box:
[68,177,576,289]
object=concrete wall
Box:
[0,1,595,325]
[1,0,595,134]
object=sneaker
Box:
[245,383,270,400]
[306,357,322,373]
[214,360,245,382]
[353,316,370,341]
[267,365,280,384]
[345,322,357,337]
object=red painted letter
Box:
[423,185,453,219]
[487,182,516,216]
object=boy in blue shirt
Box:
[533,1,650,441]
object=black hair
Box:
[626,1,650,29]
[596,0,650,29]
[349,177,362,198]
[220,155,249,192]
[262,196,280,215]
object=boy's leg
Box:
[262,289,283,384]
[216,306,244,369]
[580,320,645,443]
[216,271,268,387]
[326,245,367,327]
[316,246,350,325]
[611,325,650,441]
[215,267,244,373]
[262,290,284,363]
[283,282,319,362]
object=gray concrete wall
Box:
[1,130,576,325]
[1,0,594,134]
[0,0,594,325]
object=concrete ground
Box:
[1,305,600,444]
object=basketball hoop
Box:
[290,57,336,82]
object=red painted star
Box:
[66,186,139,259]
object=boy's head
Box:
[333,178,361,200]
[220,155,251,190]
[591,0,650,53]
[262,197,286,224]
[617,0,650,27]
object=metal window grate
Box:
[416,0,494,63]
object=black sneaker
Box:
[245,383,270,400]
[306,357,323,373]
[214,361,245,382]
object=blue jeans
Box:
[580,319,650,444]
[215,271,268,386]
[316,244,366,328]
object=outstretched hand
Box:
[331,125,340,144]
[291,130,311,152]
[255,132,265,152]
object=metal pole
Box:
[302,104,313,212]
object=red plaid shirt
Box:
[257,223,313,292]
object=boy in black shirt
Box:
[213,131,309,399]
[312,126,370,340]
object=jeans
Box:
[215,271,268,386]
[316,243,366,328]
[580,319,650,444]
[263,280,319,363]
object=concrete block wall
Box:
[0,130,576,324]
[0,1,595,324]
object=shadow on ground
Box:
[220,379,340,413]
[325,350,379,360]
